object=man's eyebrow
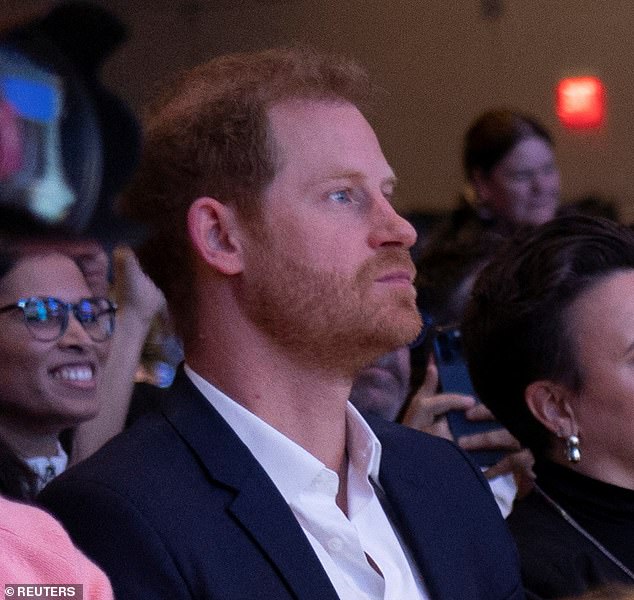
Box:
[316,170,364,183]
[311,171,399,186]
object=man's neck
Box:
[187,339,353,474]
[336,448,349,515]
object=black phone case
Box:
[433,326,506,467]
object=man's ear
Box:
[525,380,578,437]
[187,197,244,275]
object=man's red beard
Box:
[237,240,421,376]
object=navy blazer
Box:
[39,370,524,600]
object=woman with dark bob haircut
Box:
[462,109,560,230]
[462,214,634,599]
[417,108,561,330]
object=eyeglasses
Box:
[0,296,117,342]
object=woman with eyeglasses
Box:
[0,250,115,500]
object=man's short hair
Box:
[462,215,634,457]
[121,46,375,340]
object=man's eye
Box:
[328,189,353,204]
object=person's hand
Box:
[458,402,535,492]
[401,360,476,440]
[70,248,166,465]
[111,246,165,325]
[70,242,110,297]
[457,403,521,455]
[401,358,535,494]
[484,448,535,496]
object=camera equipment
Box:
[0,2,142,242]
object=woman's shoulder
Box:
[0,495,113,595]
[508,491,633,598]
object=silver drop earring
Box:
[566,434,581,463]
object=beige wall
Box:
[8,1,634,220]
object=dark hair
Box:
[416,229,504,326]
[0,249,18,281]
[463,109,553,180]
[0,252,35,499]
[462,215,634,457]
[121,46,375,341]
[0,248,83,501]
[0,436,37,501]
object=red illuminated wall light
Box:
[556,76,605,129]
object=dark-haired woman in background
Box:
[0,250,114,500]
[461,108,560,231]
[463,215,634,599]
[411,109,561,515]
[0,243,165,501]
[418,108,561,325]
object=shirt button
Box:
[327,537,344,553]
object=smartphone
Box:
[432,324,506,467]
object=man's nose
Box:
[368,197,417,250]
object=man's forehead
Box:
[266,97,366,138]
[266,98,393,179]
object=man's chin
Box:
[360,309,421,358]
[383,302,422,346]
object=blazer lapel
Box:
[378,453,462,599]
[161,369,340,600]
[370,416,478,600]
[228,476,339,600]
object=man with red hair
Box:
[41,47,524,600]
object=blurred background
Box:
[6,0,632,220]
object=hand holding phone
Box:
[401,360,476,441]
[432,325,507,467]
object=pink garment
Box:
[0,495,113,599]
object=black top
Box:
[507,460,634,599]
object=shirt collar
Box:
[24,441,68,492]
[184,364,384,502]
[345,401,383,486]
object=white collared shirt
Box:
[488,472,518,518]
[185,364,429,600]
[24,442,68,493]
